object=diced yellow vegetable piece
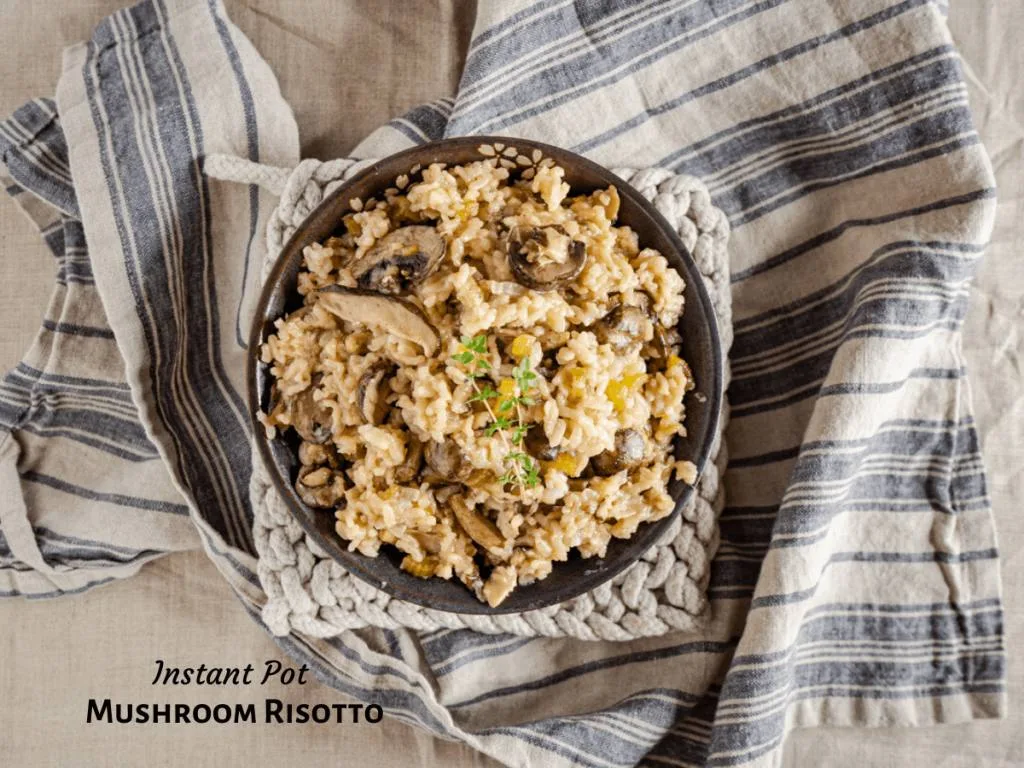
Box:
[605,379,627,412]
[401,555,439,579]
[605,373,647,413]
[498,378,517,397]
[510,334,533,359]
[621,372,647,388]
[549,453,578,475]
[565,367,587,402]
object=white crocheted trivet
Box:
[206,152,732,641]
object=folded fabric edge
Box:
[0,98,200,597]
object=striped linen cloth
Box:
[0,0,1004,766]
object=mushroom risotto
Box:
[260,148,696,607]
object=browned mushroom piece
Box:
[349,225,445,295]
[357,361,395,425]
[394,436,424,484]
[315,285,440,356]
[295,465,347,509]
[284,305,313,324]
[292,379,334,444]
[590,428,647,476]
[536,355,558,380]
[593,305,652,353]
[490,328,517,360]
[267,381,287,421]
[632,291,653,317]
[450,495,505,551]
[433,483,461,506]
[644,324,683,373]
[411,531,443,555]
[505,224,587,291]
[424,439,471,482]
[298,440,341,469]
[524,426,558,461]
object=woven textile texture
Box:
[0,1,1004,766]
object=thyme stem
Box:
[452,334,539,492]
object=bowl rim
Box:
[247,135,723,614]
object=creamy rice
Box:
[260,149,695,607]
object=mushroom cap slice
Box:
[593,305,652,352]
[433,483,461,506]
[298,440,342,469]
[524,426,558,461]
[295,465,347,509]
[450,495,505,551]
[351,225,445,295]
[394,435,424,484]
[590,428,647,476]
[315,285,440,356]
[644,323,682,372]
[357,361,395,425]
[292,381,334,444]
[505,224,587,291]
[410,531,443,555]
[424,439,471,482]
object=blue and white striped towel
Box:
[0,1,1004,766]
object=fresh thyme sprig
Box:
[453,334,540,491]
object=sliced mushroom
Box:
[433,483,461,506]
[643,324,677,372]
[357,361,395,425]
[593,305,652,352]
[424,439,471,482]
[350,225,445,295]
[505,224,587,291]
[537,354,558,380]
[491,328,518,360]
[411,531,443,555]
[292,379,333,444]
[315,285,439,356]
[298,440,341,468]
[450,495,505,551]
[590,428,647,476]
[394,436,424,484]
[284,305,313,324]
[524,426,558,461]
[267,381,287,421]
[295,465,347,509]
[632,291,653,317]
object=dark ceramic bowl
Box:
[248,137,722,614]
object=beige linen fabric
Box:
[0,2,1020,767]
[783,2,1024,764]
[0,2,488,767]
